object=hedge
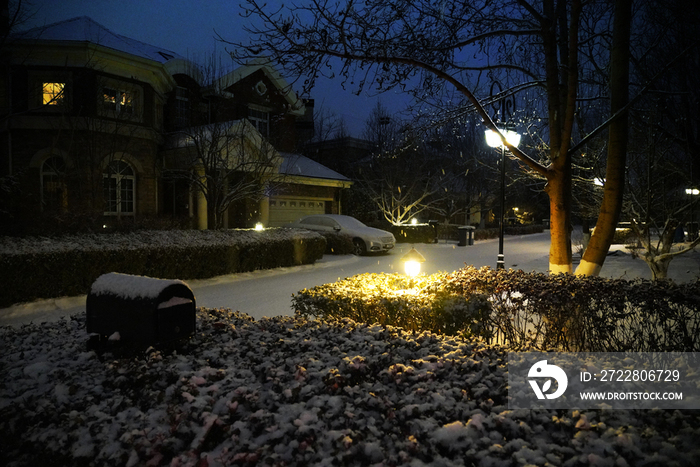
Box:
[293,266,700,352]
[0,229,326,307]
[293,272,492,339]
[444,266,700,352]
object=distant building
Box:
[303,136,375,177]
[1,16,351,234]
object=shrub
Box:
[293,272,492,339]
[444,266,700,352]
[388,224,436,244]
[319,231,356,255]
[294,266,700,352]
[0,229,326,307]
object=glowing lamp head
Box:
[254,222,264,231]
[401,247,426,277]
[411,218,418,225]
[485,128,521,148]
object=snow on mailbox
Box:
[86,272,196,345]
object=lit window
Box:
[102,88,136,116]
[43,82,65,106]
[103,160,135,215]
[41,156,67,211]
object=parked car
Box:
[285,214,395,255]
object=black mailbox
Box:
[86,272,196,345]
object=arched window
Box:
[41,156,67,211]
[103,160,135,215]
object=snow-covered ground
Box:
[3,309,700,466]
[1,235,699,466]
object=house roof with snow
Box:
[280,153,352,188]
[14,16,186,64]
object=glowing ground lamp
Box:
[254,222,264,231]
[401,247,426,277]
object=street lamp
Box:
[485,127,521,269]
[687,188,699,241]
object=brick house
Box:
[0,16,350,234]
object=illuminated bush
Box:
[293,272,492,339]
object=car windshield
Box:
[336,216,366,228]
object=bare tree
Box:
[226,0,642,275]
[627,133,700,280]
[165,119,282,230]
[354,102,444,224]
[618,0,700,280]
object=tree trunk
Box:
[546,160,573,274]
[576,0,632,276]
[646,255,672,281]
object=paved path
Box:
[2,233,698,326]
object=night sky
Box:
[21,0,404,137]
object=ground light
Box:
[254,222,264,231]
[401,247,426,277]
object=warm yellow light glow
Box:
[686,188,700,195]
[411,218,418,225]
[404,261,421,277]
[485,129,521,148]
[401,247,426,278]
[43,82,65,105]
[255,222,264,231]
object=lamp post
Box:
[484,81,520,270]
[687,188,699,241]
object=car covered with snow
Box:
[285,214,395,255]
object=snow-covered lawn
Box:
[2,308,699,466]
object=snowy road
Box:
[2,232,698,326]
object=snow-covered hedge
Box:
[0,229,325,307]
[389,224,436,244]
[293,267,700,352]
[2,309,700,466]
[445,266,700,352]
[318,231,356,255]
[293,273,492,339]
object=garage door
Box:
[269,197,326,227]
